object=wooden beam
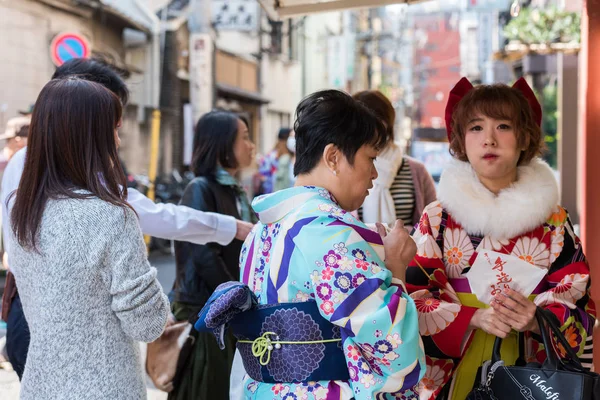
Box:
[260,0,427,19]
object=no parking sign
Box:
[50,32,91,66]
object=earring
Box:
[333,170,338,176]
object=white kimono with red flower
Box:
[406,158,596,400]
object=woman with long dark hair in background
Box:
[8,78,169,400]
[168,110,256,400]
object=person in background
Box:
[0,116,29,181]
[9,77,170,399]
[273,128,295,192]
[168,110,257,400]
[353,90,436,228]
[257,127,293,194]
[0,57,253,380]
[406,78,595,399]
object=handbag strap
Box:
[537,308,586,370]
[492,307,585,371]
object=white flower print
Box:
[338,257,353,271]
[418,202,443,238]
[254,278,263,292]
[313,386,328,400]
[443,228,474,278]
[418,363,448,400]
[512,236,550,268]
[296,291,311,302]
[535,273,589,308]
[414,233,443,259]
[550,225,565,264]
[412,291,460,336]
[310,270,321,285]
[331,207,345,218]
[318,203,333,213]
[477,237,510,252]
[386,333,402,348]
[332,290,348,304]
[360,373,376,389]
[371,263,382,274]
[318,189,331,200]
[334,242,348,255]
[384,351,400,361]
[294,385,308,400]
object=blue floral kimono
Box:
[238,186,425,399]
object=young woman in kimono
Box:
[405,78,596,400]
[230,90,426,399]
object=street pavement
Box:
[0,253,177,399]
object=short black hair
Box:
[52,58,129,105]
[278,128,292,141]
[191,110,247,177]
[293,90,386,176]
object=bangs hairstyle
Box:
[191,110,248,177]
[11,78,130,251]
[352,90,395,143]
[449,84,544,165]
[293,90,387,176]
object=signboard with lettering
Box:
[212,0,258,31]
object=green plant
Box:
[540,83,558,169]
[503,7,581,45]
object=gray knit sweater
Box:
[9,196,170,400]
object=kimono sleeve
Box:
[534,208,596,364]
[296,216,425,396]
[407,202,478,359]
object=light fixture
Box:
[510,0,521,17]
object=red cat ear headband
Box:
[444,77,542,141]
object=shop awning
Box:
[258,0,430,18]
[216,83,271,105]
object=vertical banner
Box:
[183,103,194,166]
[327,35,347,89]
[189,33,214,124]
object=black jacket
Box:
[170,176,243,307]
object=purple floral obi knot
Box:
[195,281,349,384]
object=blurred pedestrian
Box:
[353,90,436,228]
[168,110,256,400]
[9,77,170,399]
[257,127,293,194]
[0,116,29,180]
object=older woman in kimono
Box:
[197,90,425,399]
[406,78,596,399]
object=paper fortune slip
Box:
[465,249,548,305]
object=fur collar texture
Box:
[437,158,559,239]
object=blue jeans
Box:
[6,294,29,380]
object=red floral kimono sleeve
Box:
[533,209,596,365]
[406,201,477,359]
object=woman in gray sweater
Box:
[7,78,170,399]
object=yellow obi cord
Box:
[450,292,536,400]
[238,332,342,366]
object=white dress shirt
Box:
[1,147,237,257]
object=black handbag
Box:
[467,307,599,400]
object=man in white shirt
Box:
[1,147,252,257]
[1,57,254,379]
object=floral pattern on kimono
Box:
[239,186,426,400]
[406,201,596,399]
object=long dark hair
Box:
[11,78,131,250]
[191,110,247,177]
